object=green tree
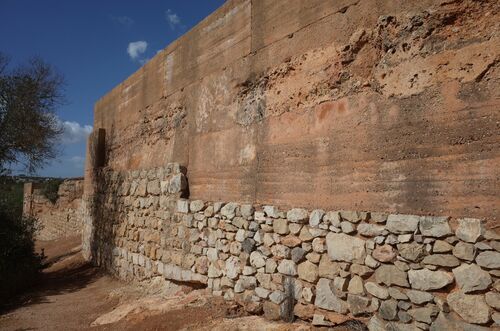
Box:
[0,52,64,302]
[0,52,64,174]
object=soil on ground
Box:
[0,236,322,331]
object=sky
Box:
[0,0,225,178]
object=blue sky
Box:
[0,0,224,178]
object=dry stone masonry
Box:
[23,179,84,240]
[87,163,500,329]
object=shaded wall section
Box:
[23,179,84,240]
[91,0,500,224]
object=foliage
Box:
[0,52,64,173]
[0,177,43,301]
[41,178,63,203]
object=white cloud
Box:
[60,121,93,144]
[165,9,181,29]
[127,41,148,60]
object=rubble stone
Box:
[358,223,385,237]
[452,242,476,261]
[375,265,409,287]
[422,254,460,268]
[309,209,325,227]
[406,290,433,304]
[263,205,279,218]
[287,208,308,223]
[456,218,485,243]
[365,282,389,299]
[340,210,366,223]
[485,292,500,310]
[453,263,492,293]
[318,255,341,279]
[314,278,349,314]
[326,233,366,263]
[272,218,289,235]
[386,215,420,234]
[433,240,453,253]
[398,242,426,262]
[408,306,437,324]
[476,251,500,269]
[379,299,398,320]
[419,216,451,238]
[190,200,205,212]
[408,269,453,291]
[430,312,491,331]
[348,275,365,295]
[277,259,297,276]
[373,244,397,262]
[340,221,356,234]
[297,261,318,283]
[447,291,491,324]
[347,294,372,316]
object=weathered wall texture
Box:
[92,0,500,223]
[90,164,500,329]
[24,179,84,241]
[81,0,500,329]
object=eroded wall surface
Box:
[24,179,84,240]
[92,0,500,223]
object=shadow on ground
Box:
[1,237,102,313]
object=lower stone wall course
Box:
[89,165,500,329]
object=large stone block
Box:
[326,233,366,263]
[456,218,485,243]
[286,208,308,223]
[476,251,500,269]
[408,269,454,291]
[168,174,187,194]
[447,291,491,324]
[453,263,491,293]
[314,278,348,314]
[419,216,451,237]
[386,214,420,234]
[375,265,409,288]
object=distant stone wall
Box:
[24,179,84,240]
[90,163,500,329]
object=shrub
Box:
[41,179,63,203]
[0,177,43,302]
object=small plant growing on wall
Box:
[41,179,63,204]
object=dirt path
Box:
[0,236,309,331]
[0,236,123,330]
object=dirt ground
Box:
[0,236,319,331]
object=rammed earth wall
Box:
[88,164,500,329]
[90,0,500,223]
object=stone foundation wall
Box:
[90,164,500,330]
[24,179,84,241]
